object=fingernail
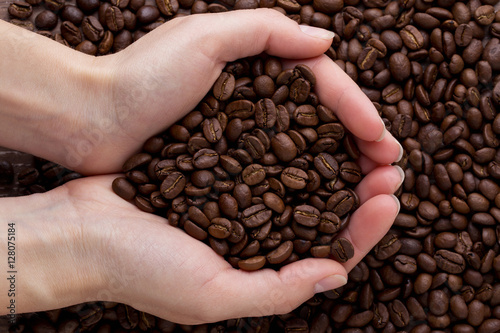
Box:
[375,118,386,142]
[299,25,335,40]
[314,275,347,294]
[390,194,401,214]
[394,165,405,188]
[396,141,404,162]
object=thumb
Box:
[212,258,347,319]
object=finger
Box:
[356,154,380,174]
[212,258,347,319]
[160,9,334,64]
[355,130,403,165]
[354,165,404,204]
[338,195,400,272]
[282,56,385,142]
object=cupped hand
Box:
[43,167,401,325]
[75,8,401,174]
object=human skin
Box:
[0,9,403,324]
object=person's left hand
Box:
[54,9,401,174]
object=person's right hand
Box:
[0,172,402,325]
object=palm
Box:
[59,165,399,324]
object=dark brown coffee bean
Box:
[241,164,265,186]
[243,135,265,159]
[262,192,284,213]
[293,205,320,227]
[434,249,466,273]
[112,177,137,201]
[289,78,311,104]
[267,240,293,264]
[389,52,411,82]
[339,161,362,183]
[374,234,402,260]
[238,256,266,271]
[34,10,58,30]
[61,21,82,46]
[293,104,319,127]
[253,75,275,98]
[241,204,272,228]
[112,29,132,52]
[314,152,339,180]
[325,189,355,217]
[255,98,277,128]
[191,148,218,169]
[160,171,185,199]
[201,118,222,143]
[156,0,179,15]
[271,132,297,162]
[213,72,235,101]
[105,6,124,32]
[8,1,32,19]
[331,237,354,263]
[394,255,417,274]
[136,5,160,24]
[400,25,424,50]
[474,5,495,25]
[281,167,308,189]
[388,300,410,328]
[208,218,232,239]
[81,16,104,42]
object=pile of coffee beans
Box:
[3,0,500,329]
[112,58,360,271]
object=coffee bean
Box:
[192,148,218,169]
[105,6,124,31]
[61,21,82,46]
[281,167,308,189]
[208,218,232,239]
[293,205,320,227]
[8,1,32,19]
[160,171,185,199]
[255,98,277,128]
[266,240,293,264]
[434,249,466,273]
[400,25,424,50]
[35,10,58,30]
[331,237,354,263]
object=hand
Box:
[0,9,402,175]
[0,171,401,324]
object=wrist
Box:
[0,20,113,172]
[0,188,109,315]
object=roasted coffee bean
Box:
[208,218,232,239]
[435,249,466,273]
[281,167,308,189]
[293,204,320,227]
[105,6,124,31]
[326,189,357,216]
[192,148,219,169]
[314,152,339,180]
[266,240,293,264]
[400,25,424,50]
[242,164,266,186]
[331,237,354,263]
[374,234,402,260]
[255,98,277,128]
[160,171,185,199]
[237,255,266,271]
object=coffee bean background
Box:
[1,0,500,330]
